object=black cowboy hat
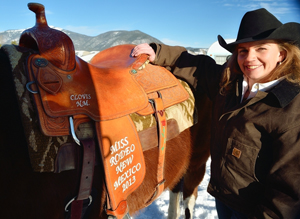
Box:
[218,8,300,53]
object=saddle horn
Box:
[28,2,48,28]
[19,2,76,71]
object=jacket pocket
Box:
[224,138,260,180]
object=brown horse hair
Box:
[219,40,300,96]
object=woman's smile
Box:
[245,65,261,70]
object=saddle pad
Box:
[130,79,196,133]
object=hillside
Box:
[0,28,207,54]
[0,28,162,51]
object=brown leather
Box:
[139,119,179,151]
[77,138,95,200]
[54,122,97,173]
[146,98,167,204]
[106,200,128,219]
[65,138,95,219]
[54,143,79,173]
[90,45,189,117]
[19,3,76,71]
[54,119,179,173]
[70,200,83,219]
[27,54,147,121]
[24,33,187,219]
[19,3,190,218]
[26,47,188,124]
[96,116,145,218]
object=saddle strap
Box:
[69,138,96,219]
[146,97,167,204]
[77,138,96,200]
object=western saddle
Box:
[17,3,191,219]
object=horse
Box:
[167,92,211,219]
[0,3,211,219]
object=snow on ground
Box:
[132,158,218,219]
[76,50,99,62]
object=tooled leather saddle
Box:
[18,3,191,219]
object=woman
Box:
[131,8,300,219]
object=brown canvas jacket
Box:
[150,43,300,219]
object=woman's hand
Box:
[131,43,156,62]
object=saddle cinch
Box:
[17,3,194,219]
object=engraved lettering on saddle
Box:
[70,94,92,108]
[17,3,193,219]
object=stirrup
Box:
[69,116,80,145]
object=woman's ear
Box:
[279,50,287,62]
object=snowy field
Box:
[132,158,218,219]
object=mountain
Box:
[0,28,207,55]
[70,30,163,51]
[0,28,163,51]
[0,29,25,45]
[186,47,207,55]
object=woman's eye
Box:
[258,47,266,51]
[238,49,247,54]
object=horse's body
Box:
[0,46,211,218]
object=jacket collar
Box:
[269,79,300,108]
[236,76,300,108]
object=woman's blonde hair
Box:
[219,41,300,95]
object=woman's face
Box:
[237,40,286,87]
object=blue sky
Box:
[1,0,300,48]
